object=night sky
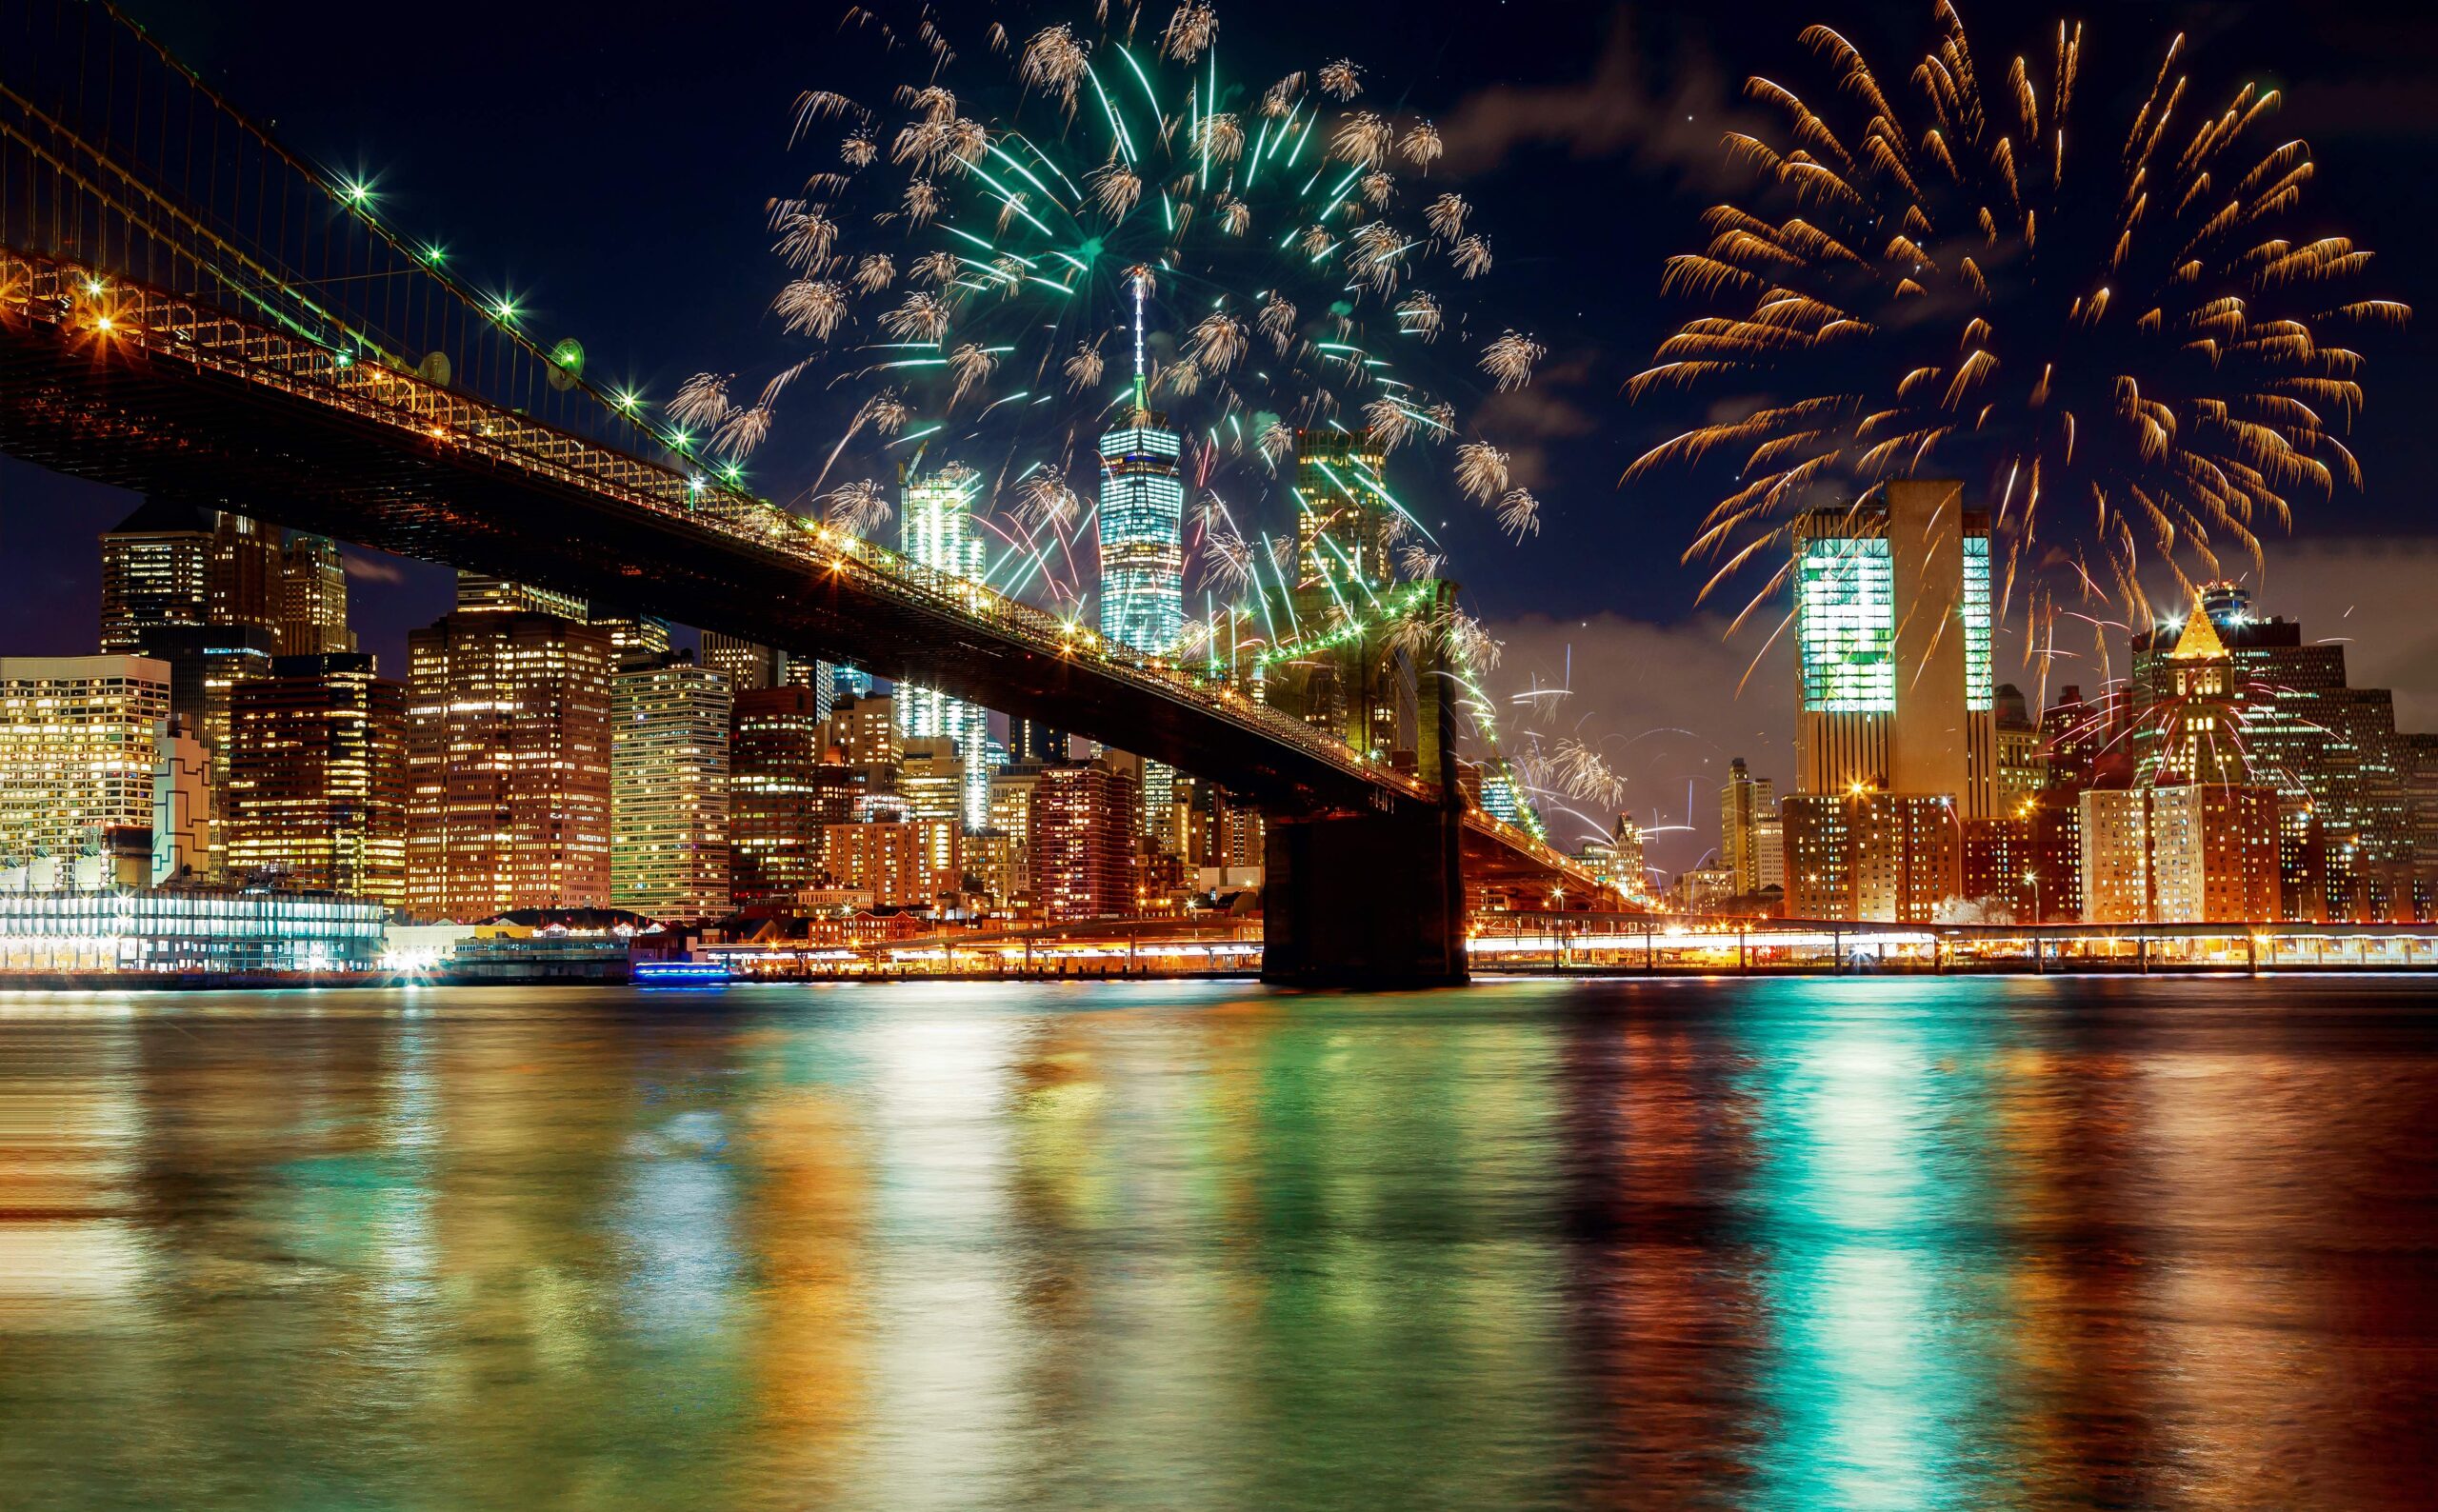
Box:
[3,0,2430,871]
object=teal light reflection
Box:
[1739,983,2018,1511]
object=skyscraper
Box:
[827,692,900,769]
[1993,683,2047,810]
[1292,428,1394,607]
[98,500,214,649]
[1030,761,1140,921]
[731,686,862,907]
[405,611,613,920]
[453,572,589,622]
[701,633,785,693]
[897,735,970,889]
[591,615,673,667]
[897,463,992,828]
[1791,481,1996,812]
[610,657,732,924]
[100,503,344,656]
[0,656,170,867]
[1612,815,1649,903]
[274,534,353,655]
[2128,583,2417,919]
[1719,757,1776,896]
[2080,600,2282,924]
[1096,420,1186,653]
[127,622,278,877]
[1098,268,1188,655]
[1782,480,1992,921]
[223,653,406,903]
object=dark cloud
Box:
[341,549,410,586]
[1436,22,1751,187]
[1475,352,1598,490]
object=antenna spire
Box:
[1129,266,1149,414]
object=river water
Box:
[2,977,2433,1510]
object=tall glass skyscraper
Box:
[1096,414,1186,654]
[1783,481,2000,921]
[1790,482,1994,808]
[1096,269,1189,657]
[897,464,993,829]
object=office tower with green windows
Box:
[1789,480,1995,813]
[1784,480,1996,920]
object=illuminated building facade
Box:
[1792,482,1996,816]
[453,571,588,621]
[1096,409,1186,654]
[1753,814,1786,894]
[1578,815,1650,903]
[984,766,1042,906]
[1719,757,1776,896]
[2078,789,2152,924]
[1993,684,2047,811]
[2129,583,2418,920]
[2079,601,2283,924]
[1186,781,1264,874]
[1671,865,1737,914]
[0,889,386,975]
[827,693,900,769]
[273,533,353,655]
[823,817,959,908]
[405,612,614,920]
[2078,785,2280,924]
[1782,791,1962,923]
[100,503,318,652]
[1030,761,1139,921]
[897,464,992,829]
[610,657,731,923]
[223,653,407,904]
[591,615,672,667]
[1477,764,1526,826]
[0,655,169,867]
[2040,685,2108,793]
[1959,817,2036,919]
[897,736,969,885]
[98,500,214,649]
[696,632,833,700]
[1292,428,1394,604]
[731,686,862,906]
[127,622,277,876]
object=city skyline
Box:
[7,0,2434,875]
[5,8,2437,1507]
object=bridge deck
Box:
[0,252,1603,888]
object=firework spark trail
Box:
[1626,6,2407,641]
[681,0,1565,673]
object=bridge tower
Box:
[1259,573,1469,988]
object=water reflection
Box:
[0,978,2431,1509]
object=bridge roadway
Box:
[0,253,1604,928]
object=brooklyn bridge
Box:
[0,0,1610,985]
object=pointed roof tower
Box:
[2168,605,2228,661]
